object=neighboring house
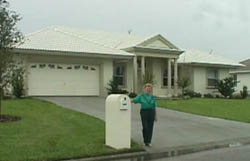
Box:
[178,50,243,95]
[12,26,243,97]
[230,59,250,93]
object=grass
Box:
[157,98,250,123]
[0,99,142,161]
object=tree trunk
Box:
[0,87,2,120]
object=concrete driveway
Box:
[37,97,250,152]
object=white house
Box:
[12,26,243,97]
[178,50,244,95]
[230,59,250,93]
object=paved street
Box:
[38,96,250,153]
[153,145,250,161]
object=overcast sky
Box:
[9,0,250,62]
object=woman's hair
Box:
[144,83,153,89]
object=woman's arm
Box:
[132,95,141,104]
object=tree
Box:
[177,77,191,96]
[215,77,238,98]
[0,0,23,118]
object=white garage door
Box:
[28,63,99,96]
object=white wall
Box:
[100,59,113,97]
[179,65,194,91]
[193,67,207,94]
[192,66,230,95]
[219,69,230,80]
[235,73,250,93]
[145,39,170,48]
[124,59,134,93]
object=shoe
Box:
[145,143,152,147]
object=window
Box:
[48,64,55,69]
[74,65,81,70]
[137,60,141,69]
[67,66,72,70]
[207,69,218,87]
[233,74,237,87]
[82,65,88,70]
[114,63,126,86]
[137,59,147,70]
[162,68,174,87]
[39,64,46,69]
[30,64,37,68]
[57,65,63,69]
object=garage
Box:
[28,63,100,96]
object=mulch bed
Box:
[0,115,21,123]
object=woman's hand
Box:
[154,108,157,122]
[130,99,134,103]
[155,116,158,122]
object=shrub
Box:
[183,95,191,99]
[203,93,214,98]
[240,86,248,99]
[2,87,12,100]
[194,93,202,98]
[128,92,137,98]
[106,78,119,94]
[106,78,128,95]
[120,90,129,94]
[185,90,202,98]
[215,94,222,98]
[11,67,25,98]
[177,77,191,96]
[215,76,238,98]
[232,93,243,99]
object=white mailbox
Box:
[105,94,131,149]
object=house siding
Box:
[233,59,250,93]
[145,40,171,48]
[100,59,113,97]
[179,65,194,91]
[193,67,207,94]
[235,73,250,93]
[192,67,230,95]
[124,59,134,93]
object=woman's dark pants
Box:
[140,109,155,144]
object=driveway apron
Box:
[37,97,250,152]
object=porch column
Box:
[168,58,172,96]
[133,56,138,93]
[141,56,145,81]
[174,58,178,96]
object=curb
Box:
[66,136,250,161]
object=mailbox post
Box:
[105,94,131,149]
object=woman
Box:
[132,83,157,147]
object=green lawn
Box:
[158,98,250,123]
[0,99,142,161]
